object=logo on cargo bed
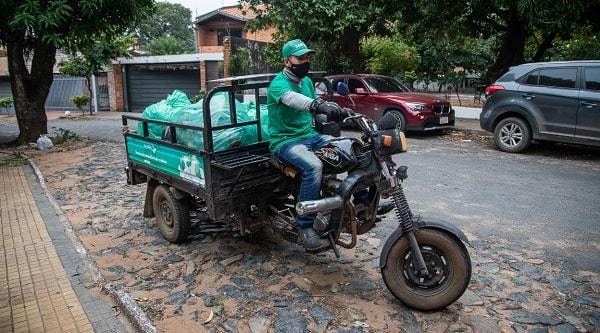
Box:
[143,144,157,155]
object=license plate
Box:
[440,116,449,125]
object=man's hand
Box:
[340,107,355,120]
[310,98,344,122]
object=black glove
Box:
[309,98,343,122]
[340,107,355,120]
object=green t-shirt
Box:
[267,72,317,152]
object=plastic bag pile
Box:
[137,90,269,151]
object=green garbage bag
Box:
[138,90,270,152]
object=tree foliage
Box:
[399,0,600,82]
[146,36,191,55]
[59,35,133,114]
[136,2,194,53]
[228,47,253,76]
[0,0,153,143]
[360,36,419,76]
[242,0,403,73]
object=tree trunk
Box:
[486,6,529,83]
[532,31,557,62]
[85,77,93,115]
[6,32,56,144]
[342,27,363,73]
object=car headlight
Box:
[405,102,429,112]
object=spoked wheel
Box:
[152,185,190,243]
[381,229,471,311]
[388,110,406,132]
[493,117,531,153]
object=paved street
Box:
[1,115,599,332]
[2,115,599,271]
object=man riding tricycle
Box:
[121,39,471,311]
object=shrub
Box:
[70,95,90,113]
[228,47,253,76]
[0,97,13,114]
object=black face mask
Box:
[289,61,310,78]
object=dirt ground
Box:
[31,142,600,333]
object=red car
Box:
[316,74,454,131]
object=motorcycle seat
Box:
[270,156,298,178]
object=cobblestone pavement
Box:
[32,141,600,333]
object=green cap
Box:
[281,39,315,59]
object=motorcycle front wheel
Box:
[381,228,471,311]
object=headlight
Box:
[405,102,429,112]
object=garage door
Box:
[126,64,200,112]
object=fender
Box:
[379,217,470,268]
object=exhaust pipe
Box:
[296,195,344,215]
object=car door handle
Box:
[522,93,535,100]
[581,101,597,108]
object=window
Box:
[217,28,242,46]
[497,72,515,82]
[348,79,366,93]
[524,70,539,85]
[363,77,408,93]
[330,78,345,93]
[584,67,600,91]
[538,68,577,89]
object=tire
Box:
[388,110,407,131]
[381,229,471,311]
[152,185,190,243]
[493,117,531,153]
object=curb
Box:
[28,158,158,333]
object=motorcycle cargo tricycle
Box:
[122,75,471,311]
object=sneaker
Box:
[377,202,395,215]
[298,227,329,250]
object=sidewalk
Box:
[0,162,129,332]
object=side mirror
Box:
[354,87,367,94]
[315,82,327,93]
[336,82,350,96]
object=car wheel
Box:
[388,110,406,131]
[493,117,531,153]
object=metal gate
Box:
[95,73,110,111]
[45,75,86,111]
[125,64,201,112]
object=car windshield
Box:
[364,77,409,93]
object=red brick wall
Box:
[199,46,224,53]
[243,26,276,43]
[111,64,124,112]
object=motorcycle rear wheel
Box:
[381,228,471,311]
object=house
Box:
[194,4,276,54]
[110,4,277,112]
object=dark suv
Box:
[480,61,600,153]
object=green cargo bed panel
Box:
[126,136,205,187]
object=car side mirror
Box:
[354,87,367,94]
[336,82,350,96]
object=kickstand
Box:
[328,234,341,258]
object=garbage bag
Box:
[36,135,54,150]
[138,90,270,152]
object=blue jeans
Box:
[275,134,333,228]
